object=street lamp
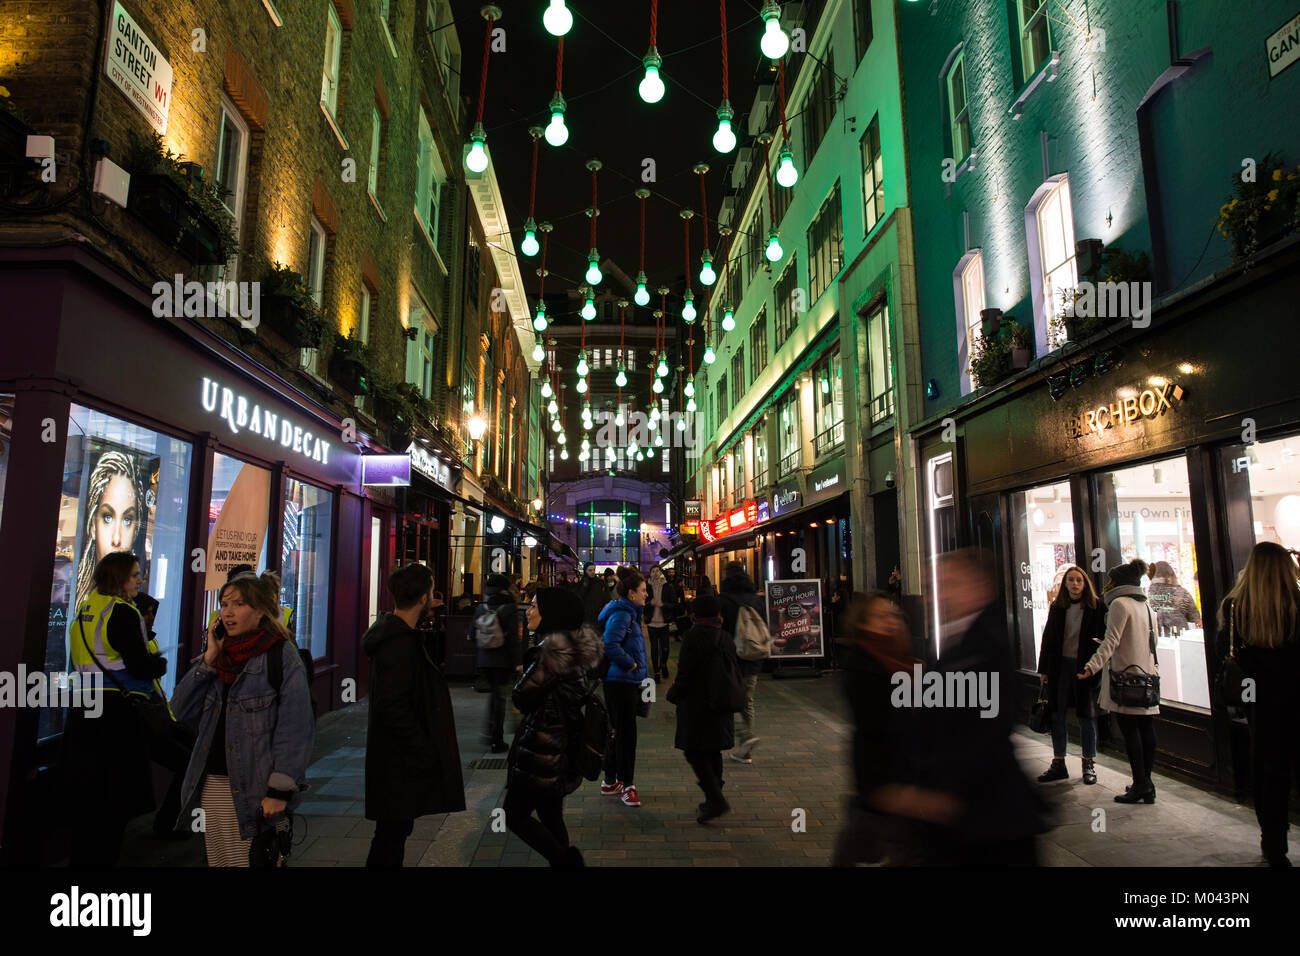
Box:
[467,415,488,441]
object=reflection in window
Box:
[1010,480,1074,670]
[283,478,333,660]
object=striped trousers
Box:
[200,775,252,867]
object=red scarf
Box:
[215,626,284,684]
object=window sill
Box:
[368,190,387,223]
[261,0,282,26]
[320,102,350,150]
[380,19,398,59]
[1009,51,1061,120]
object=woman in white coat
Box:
[1080,559,1160,805]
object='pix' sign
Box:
[1067,381,1183,439]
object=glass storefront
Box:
[283,477,333,660]
[46,404,193,738]
[578,499,641,567]
[1010,479,1074,670]
[205,452,272,628]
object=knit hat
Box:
[535,586,584,634]
[1106,559,1148,589]
[486,573,511,590]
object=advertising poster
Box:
[204,459,271,592]
[765,578,824,658]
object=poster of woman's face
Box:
[70,442,159,614]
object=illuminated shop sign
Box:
[728,507,747,531]
[407,442,452,489]
[699,520,716,544]
[744,500,758,525]
[200,377,331,464]
[756,498,770,523]
[1067,382,1184,440]
[684,499,703,519]
[361,455,411,486]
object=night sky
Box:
[452,0,768,327]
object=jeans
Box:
[734,673,759,742]
[1114,713,1157,789]
[603,682,640,786]
[366,818,414,868]
[684,749,725,808]
[504,785,570,864]
[647,626,670,675]
[483,667,508,746]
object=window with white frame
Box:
[321,3,343,116]
[359,284,372,345]
[777,389,800,477]
[1016,0,1053,82]
[415,109,446,255]
[406,285,438,400]
[368,107,382,199]
[213,97,249,285]
[807,182,844,304]
[867,302,894,423]
[860,114,884,234]
[946,52,971,163]
[955,250,985,392]
[1032,176,1077,346]
[302,217,328,374]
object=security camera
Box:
[884,471,896,489]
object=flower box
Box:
[127,173,228,265]
[260,291,324,349]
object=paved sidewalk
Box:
[120,652,1273,867]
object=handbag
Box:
[1108,604,1160,709]
[78,615,175,739]
[1218,600,1249,707]
[1029,683,1052,734]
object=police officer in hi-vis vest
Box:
[208,564,294,632]
[63,551,170,867]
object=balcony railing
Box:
[752,466,769,490]
[778,448,800,478]
[813,420,845,457]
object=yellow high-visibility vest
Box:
[72,591,170,708]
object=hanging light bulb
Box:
[648,415,658,431]
[713,102,736,153]
[655,433,664,447]
[581,289,596,321]
[656,353,669,377]
[759,1,790,59]
[465,123,489,174]
[579,447,589,461]
[615,366,627,388]
[558,431,567,445]
[676,416,686,431]
[775,145,799,188]
[584,402,592,416]
[636,450,645,461]
[628,438,639,455]
[721,306,736,332]
[543,0,573,37]
[703,345,716,364]
[520,217,540,257]
[634,272,651,307]
[639,47,665,103]
[576,351,589,377]
[560,447,569,460]
[684,380,695,398]
[581,436,590,449]
[576,378,588,394]
[545,93,569,146]
[547,398,558,415]
[551,418,561,433]
[532,303,548,332]
[687,396,697,412]
[652,378,664,394]
[532,341,545,363]
[765,229,783,262]
[585,250,602,286]
[699,250,716,286]
[615,408,625,426]
[682,289,697,323]
[650,404,660,420]
[541,380,554,399]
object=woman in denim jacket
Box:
[171,571,314,866]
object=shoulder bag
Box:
[1108,603,1161,709]
[1218,600,1249,707]
[1029,683,1052,734]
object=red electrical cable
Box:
[556,37,564,92]
[778,59,790,142]
[764,137,775,214]
[719,0,729,100]
[476,13,494,125]
[528,135,539,217]
[650,0,658,46]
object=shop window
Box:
[813,348,844,455]
[860,114,884,235]
[954,250,985,395]
[750,308,768,379]
[734,443,746,499]
[807,182,844,305]
[1009,480,1075,671]
[778,389,800,478]
[926,451,957,654]
[320,2,343,116]
[1014,0,1053,85]
[1027,175,1077,346]
[1093,456,1208,710]
[283,477,333,660]
[46,405,194,738]
[946,51,971,163]
[718,460,729,508]
[866,301,894,423]
[1221,435,1300,559]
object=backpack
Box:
[727,596,773,661]
[267,639,317,719]
[572,682,612,781]
[473,603,506,649]
[708,643,748,714]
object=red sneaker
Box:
[600,780,624,796]
[620,785,641,807]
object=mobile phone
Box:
[213,621,227,640]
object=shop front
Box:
[0,247,389,853]
[912,241,1300,793]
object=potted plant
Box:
[259,264,325,349]
[1050,287,1105,344]
[1100,246,1152,284]
[968,329,1012,389]
[1217,152,1300,260]
[328,332,371,396]
[124,131,238,265]
[0,83,35,196]
[1006,317,1033,370]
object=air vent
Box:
[748,85,774,137]
[719,195,737,229]
[731,147,753,190]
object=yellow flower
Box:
[1264,204,1273,211]
[1268,189,1280,201]
[1220,203,1230,215]
[0,85,9,98]
[1274,169,1283,182]
[1230,198,1240,208]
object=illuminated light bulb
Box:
[634,273,650,306]
[682,290,696,323]
[650,405,660,420]
[615,409,625,426]
[656,354,669,377]
[581,436,590,448]
[628,439,639,455]
[576,378,588,394]
[615,367,627,387]
[648,415,658,430]
[533,305,548,332]
[721,307,735,332]
[585,252,602,286]
[532,342,545,362]
[551,418,561,432]
[545,93,569,146]
[687,397,697,412]
[543,0,573,38]
[776,146,798,188]
[560,448,569,460]
[576,352,589,377]
[584,402,592,416]
[684,380,695,397]
[465,123,489,174]
[703,346,716,364]
[521,217,540,257]
[547,398,558,415]
[652,378,664,394]
[676,416,686,431]
[765,230,783,262]
[760,1,790,59]
[639,48,665,103]
[712,102,736,154]
[654,433,663,447]
[558,431,567,445]
[699,251,716,286]
[636,451,645,461]
[541,380,554,399]
[581,295,596,321]
[579,448,589,461]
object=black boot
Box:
[1081,758,1097,785]
[1037,758,1068,782]
[1114,782,1155,804]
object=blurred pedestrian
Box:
[646,566,677,681]
[576,562,609,625]
[1035,565,1105,785]
[719,561,767,764]
[668,592,736,823]
[599,567,649,807]
[1217,542,1300,866]
[362,563,465,867]
[1082,559,1160,805]
[475,573,522,754]
[506,587,602,866]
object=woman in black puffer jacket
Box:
[505,587,603,867]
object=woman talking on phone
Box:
[171,570,314,866]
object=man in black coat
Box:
[363,563,466,867]
[476,573,522,753]
[718,561,767,763]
